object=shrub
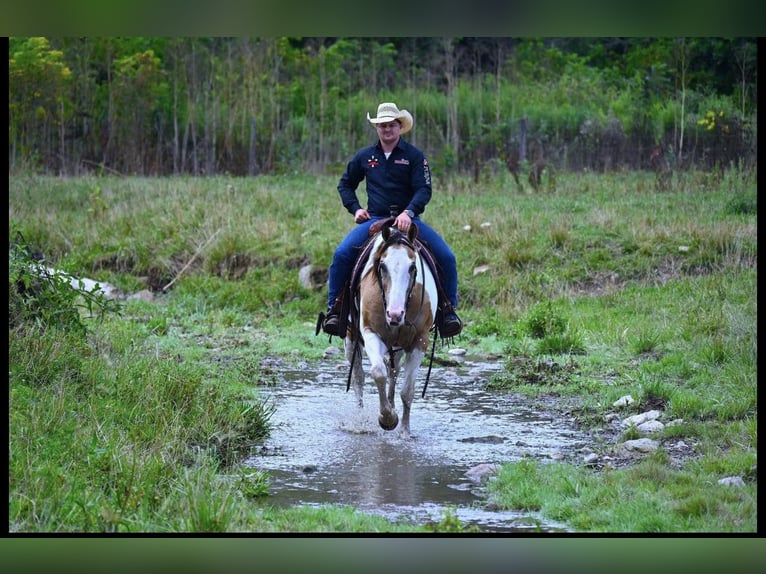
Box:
[523,302,566,339]
[8,231,121,334]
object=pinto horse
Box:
[345,223,438,439]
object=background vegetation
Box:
[8,166,756,532]
[8,37,757,177]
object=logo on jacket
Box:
[394,158,410,165]
[367,155,380,168]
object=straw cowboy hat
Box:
[367,102,413,134]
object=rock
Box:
[460,435,506,444]
[323,346,343,359]
[636,420,665,433]
[465,463,500,483]
[583,453,600,465]
[718,476,745,487]
[299,264,328,290]
[613,395,635,407]
[622,438,659,453]
[621,410,662,428]
[127,289,154,302]
[42,266,123,299]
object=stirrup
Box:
[315,311,327,336]
[316,308,344,338]
[437,308,463,339]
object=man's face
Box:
[376,121,401,145]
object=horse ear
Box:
[408,223,418,242]
[382,225,392,241]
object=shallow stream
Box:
[245,352,589,532]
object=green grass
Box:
[9,168,757,532]
[487,454,757,532]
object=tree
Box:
[9,37,71,173]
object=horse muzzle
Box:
[386,306,406,327]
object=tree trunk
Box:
[248,117,258,175]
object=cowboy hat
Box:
[367,102,413,134]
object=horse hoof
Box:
[379,413,398,431]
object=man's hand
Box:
[395,211,411,232]
[354,208,370,223]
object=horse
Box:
[345,223,438,439]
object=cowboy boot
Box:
[438,303,463,338]
[316,298,344,337]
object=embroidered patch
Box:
[423,158,431,185]
[394,158,410,165]
[367,155,380,168]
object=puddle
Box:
[245,353,587,532]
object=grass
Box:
[8,166,757,533]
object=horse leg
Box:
[362,332,398,431]
[398,348,426,439]
[388,350,403,407]
[345,337,364,408]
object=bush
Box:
[8,231,121,334]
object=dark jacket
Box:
[337,138,432,218]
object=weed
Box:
[536,331,586,355]
[629,327,662,355]
[9,231,121,333]
[427,506,479,533]
[234,468,271,499]
[523,302,566,339]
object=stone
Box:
[622,438,659,453]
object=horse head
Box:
[376,225,419,328]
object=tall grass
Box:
[9,166,757,532]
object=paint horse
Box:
[346,223,438,439]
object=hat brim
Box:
[367,109,413,134]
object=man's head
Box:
[367,102,413,135]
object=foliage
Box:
[522,301,567,338]
[487,455,757,532]
[8,37,757,176]
[8,231,122,334]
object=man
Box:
[319,102,462,339]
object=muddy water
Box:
[245,352,588,532]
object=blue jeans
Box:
[327,216,458,310]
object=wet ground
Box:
[245,351,591,532]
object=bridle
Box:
[375,232,425,328]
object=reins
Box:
[422,324,438,398]
[346,337,359,392]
